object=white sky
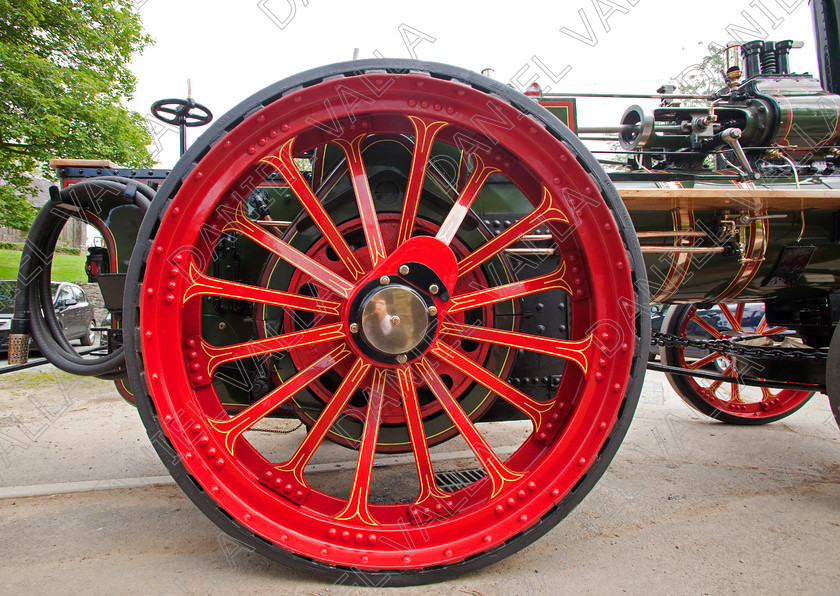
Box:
[128,0,820,167]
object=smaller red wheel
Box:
[660,303,814,424]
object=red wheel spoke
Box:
[272,358,371,485]
[222,203,353,298]
[448,263,571,314]
[435,154,500,246]
[207,345,350,456]
[333,134,386,267]
[431,341,554,431]
[734,303,745,326]
[685,351,724,371]
[199,323,346,378]
[181,262,340,315]
[261,139,365,279]
[397,116,448,246]
[756,316,768,334]
[441,322,592,374]
[458,187,569,276]
[731,381,742,403]
[719,304,742,331]
[415,358,524,498]
[396,367,450,505]
[708,362,734,393]
[762,325,786,336]
[690,313,723,339]
[334,369,388,526]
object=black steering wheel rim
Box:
[151,98,213,127]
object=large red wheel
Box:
[124,60,648,584]
[660,303,813,424]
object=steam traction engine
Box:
[5,1,840,586]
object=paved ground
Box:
[0,364,838,594]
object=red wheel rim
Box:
[674,303,813,419]
[138,70,638,570]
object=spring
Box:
[760,49,778,74]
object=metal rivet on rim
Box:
[396,354,407,364]
[349,323,359,334]
[429,284,439,295]
[379,276,390,286]
[399,264,410,275]
[428,306,438,316]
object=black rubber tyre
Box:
[80,320,96,346]
[827,323,840,428]
[123,59,649,585]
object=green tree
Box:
[670,42,728,100]
[0,0,154,231]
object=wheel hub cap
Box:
[358,285,430,356]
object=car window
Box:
[72,286,85,302]
[56,285,73,304]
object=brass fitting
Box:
[8,334,30,365]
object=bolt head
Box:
[349,322,360,334]
[399,265,410,276]
[379,276,390,286]
[429,284,440,295]
[428,306,438,316]
[396,354,407,364]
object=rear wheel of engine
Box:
[660,303,813,424]
[124,60,648,585]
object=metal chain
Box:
[651,331,828,361]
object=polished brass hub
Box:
[360,286,429,355]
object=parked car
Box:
[0,280,97,352]
[650,302,766,370]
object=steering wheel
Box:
[151,98,213,127]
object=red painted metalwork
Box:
[137,69,639,574]
[663,304,813,423]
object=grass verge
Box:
[0,249,87,283]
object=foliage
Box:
[0,241,79,254]
[670,42,728,100]
[0,0,154,231]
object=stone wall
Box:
[79,282,109,325]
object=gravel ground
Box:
[0,365,838,594]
